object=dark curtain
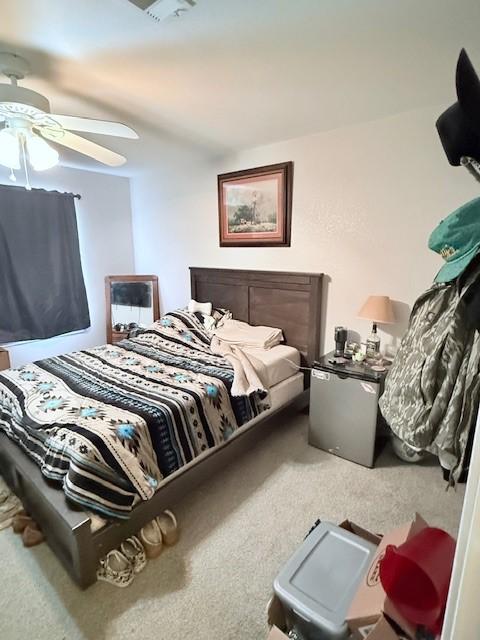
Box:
[0,185,90,343]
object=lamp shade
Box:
[358,295,395,324]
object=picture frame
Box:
[218,161,293,247]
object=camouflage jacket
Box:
[379,265,480,481]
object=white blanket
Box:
[211,336,268,397]
[213,319,283,350]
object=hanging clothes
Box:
[462,254,480,330]
[379,262,480,483]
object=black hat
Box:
[436,49,480,165]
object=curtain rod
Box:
[44,189,82,200]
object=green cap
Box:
[429,197,480,283]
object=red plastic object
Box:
[379,527,456,634]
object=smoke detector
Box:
[128,0,196,22]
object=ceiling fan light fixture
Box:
[0,52,138,179]
[26,134,59,171]
[0,127,20,170]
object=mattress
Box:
[247,371,304,424]
[244,344,301,388]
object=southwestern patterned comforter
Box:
[0,311,269,518]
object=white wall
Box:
[131,105,479,354]
[442,413,480,638]
[0,166,135,368]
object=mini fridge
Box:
[308,353,387,468]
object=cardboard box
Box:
[266,614,404,640]
[355,615,402,640]
[338,519,383,547]
[266,515,438,640]
[266,613,402,640]
[347,513,429,640]
[267,626,288,640]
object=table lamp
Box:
[357,295,395,356]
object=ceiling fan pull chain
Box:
[20,135,31,191]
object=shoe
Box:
[97,550,134,588]
[22,521,45,547]
[12,511,33,534]
[120,536,147,573]
[156,510,179,546]
[139,519,163,559]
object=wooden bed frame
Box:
[0,268,323,588]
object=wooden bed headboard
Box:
[190,267,323,366]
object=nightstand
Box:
[0,348,11,371]
[111,330,129,344]
[308,352,388,468]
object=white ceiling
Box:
[1,0,479,175]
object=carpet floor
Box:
[0,412,465,640]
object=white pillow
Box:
[188,299,212,316]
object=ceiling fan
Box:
[0,52,138,185]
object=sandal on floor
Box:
[121,536,147,573]
[139,519,163,559]
[156,510,179,546]
[97,550,134,588]
[22,521,45,547]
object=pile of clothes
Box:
[0,478,44,546]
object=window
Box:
[0,185,90,343]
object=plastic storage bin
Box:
[273,522,377,640]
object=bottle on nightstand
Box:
[366,323,381,358]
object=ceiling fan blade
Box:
[38,127,127,167]
[48,114,138,139]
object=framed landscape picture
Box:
[218,161,293,247]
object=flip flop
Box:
[97,550,134,588]
[120,536,147,573]
[139,519,163,559]
[156,510,179,546]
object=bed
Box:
[0,267,323,587]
